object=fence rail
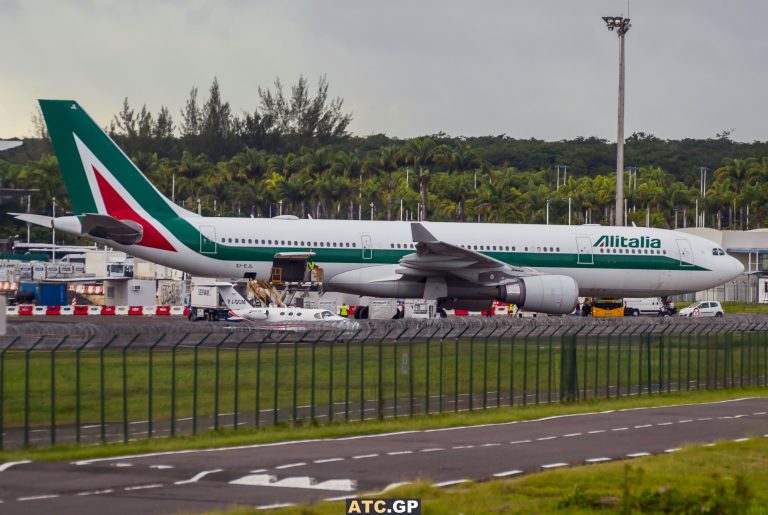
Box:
[0,316,766,449]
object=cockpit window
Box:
[712,248,725,256]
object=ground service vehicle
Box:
[678,300,725,317]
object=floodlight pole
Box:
[603,16,631,226]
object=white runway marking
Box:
[481,443,501,447]
[124,484,163,491]
[536,436,557,441]
[585,457,611,463]
[434,479,470,487]
[541,463,568,469]
[114,463,133,467]
[387,451,413,455]
[627,452,649,458]
[733,438,750,442]
[509,439,532,444]
[76,489,113,496]
[0,460,31,472]
[352,454,378,459]
[314,458,344,464]
[255,503,295,510]
[420,448,444,453]
[587,430,605,434]
[664,448,681,453]
[175,469,223,485]
[276,462,306,469]
[634,424,652,428]
[230,474,276,486]
[677,419,693,423]
[563,432,582,437]
[611,427,628,431]
[656,422,673,426]
[18,494,59,501]
[493,470,523,478]
[697,417,712,421]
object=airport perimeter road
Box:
[0,398,766,514]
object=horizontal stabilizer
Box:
[80,214,143,245]
[10,213,54,228]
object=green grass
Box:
[217,437,768,514]
[0,387,765,463]
[2,331,765,430]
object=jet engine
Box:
[498,275,579,314]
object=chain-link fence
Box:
[0,316,766,449]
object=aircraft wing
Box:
[398,223,537,286]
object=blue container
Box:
[40,283,67,306]
[18,282,40,302]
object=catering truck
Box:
[188,279,238,321]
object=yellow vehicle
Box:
[583,297,625,317]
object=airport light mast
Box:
[602,15,631,226]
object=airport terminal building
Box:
[678,228,768,303]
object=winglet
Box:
[411,223,438,243]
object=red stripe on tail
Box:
[93,167,176,252]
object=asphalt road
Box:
[0,397,765,514]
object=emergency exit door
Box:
[361,234,373,260]
[199,225,217,254]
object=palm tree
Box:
[400,138,439,220]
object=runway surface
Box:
[0,397,765,514]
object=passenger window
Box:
[352,243,357,247]
[221,237,226,243]
[228,238,232,243]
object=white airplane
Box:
[216,282,351,324]
[13,100,744,315]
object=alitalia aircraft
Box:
[14,100,743,314]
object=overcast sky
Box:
[1,0,767,142]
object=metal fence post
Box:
[603,325,618,398]
[23,336,44,448]
[147,333,166,438]
[424,327,442,415]
[214,333,233,431]
[343,329,362,423]
[359,330,375,422]
[560,325,584,403]
[170,333,188,437]
[378,328,396,420]
[0,336,20,450]
[444,327,467,413]
[122,334,140,443]
[192,332,212,435]
[391,327,408,418]
[310,331,327,422]
[292,331,309,423]
[508,325,528,406]
[328,329,344,423]
[468,326,483,411]
[272,331,290,426]
[257,331,273,428]
[495,326,512,407]
[482,328,495,409]
[99,335,118,443]
[232,333,250,430]
[406,327,424,418]
[50,335,69,447]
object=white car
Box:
[678,301,724,318]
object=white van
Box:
[623,297,666,316]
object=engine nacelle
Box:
[499,275,579,315]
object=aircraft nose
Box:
[728,256,744,279]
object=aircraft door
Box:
[360,234,373,260]
[676,239,694,266]
[200,225,217,254]
[576,236,593,265]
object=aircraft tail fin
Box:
[38,99,194,219]
[218,284,251,311]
